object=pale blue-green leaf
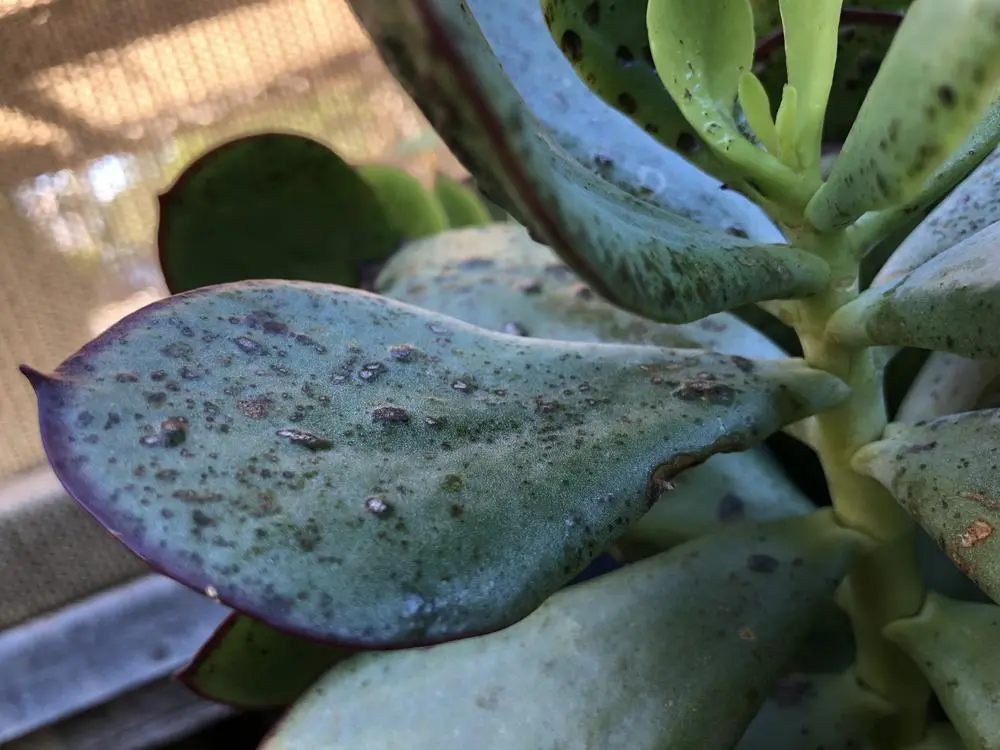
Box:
[176,613,351,709]
[897,352,1000,424]
[855,100,1000,257]
[873,146,1000,287]
[262,511,862,750]
[646,0,804,202]
[24,281,847,648]
[622,448,813,555]
[807,0,1000,231]
[736,669,891,750]
[778,0,843,172]
[539,0,745,187]
[377,223,817,447]
[828,220,1000,358]
[470,0,786,241]
[854,410,1000,604]
[347,0,828,323]
[886,594,1000,750]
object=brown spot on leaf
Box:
[960,519,993,548]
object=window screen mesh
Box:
[0,0,462,483]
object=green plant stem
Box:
[790,230,930,748]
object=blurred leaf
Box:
[904,724,968,750]
[828,220,1000,358]
[854,410,1000,606]
[177,614,352,709]
[886,594,1000,750]
[348,0,830,324]
[806,0,1000,230]
[897,352,1000,424]
[469,0,783,239]
[356,164,450,240]
[23,282,847,648]
[432,173,492,227]
[735,670,891,750]
[157,134,400,293]
[539,0,738,183]
[261,511,862,750]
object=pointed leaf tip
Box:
[19,364,51,389]
[33,281,847,648]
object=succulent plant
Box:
[20,0,1000,747]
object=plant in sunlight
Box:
[20,0,1000,747]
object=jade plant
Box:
[20,0,1000,747]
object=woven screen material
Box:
[0,0,460,623]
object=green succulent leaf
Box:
[377,224,791,357]
[156,133,400,294]
[806,0,1000,231]
[828,219,1000,359]
[872,146,1000,288]
[854,410,1000,604]
[261,511,862,750]
[775,0,843,172]
[885,594,1000,750]
[735,669,891,750]
[22,281,846,647]
[176,613,351,709]
[356,164,451,240]
[646,0,806,203]
[897,352,1000,424]
[540,0,738,184]
[473,0,782,237]
[432,173,493,228]
[739,72,781,156]
[348,0,830,324]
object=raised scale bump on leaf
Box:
[466,0,783,240]
[157,133,401,294]
[828,219,1000,359]
[22,281,847,647]
[853,410,1000,605]
[261,511,863,750]
[177,613,352,709]
[347,0,830,325]
[885,594,1000,750]
[806,0,1000,231]
[376,224,816,549]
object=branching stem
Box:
[790,229,930,747]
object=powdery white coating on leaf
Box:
[25,281,847,647]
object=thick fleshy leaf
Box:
[356,164,451,240]
[754,7,905,148]
[622,448,813,556]
[177,614,351,709]
[539,0,737,183]
[886,594,1000,750]
[897,352,1000,424]
[646,0,803,199]
[735,670,891,750]
[828,220,1000,358]
[261,511,862,750]
[157,134,400,294]
[906,725,967,750]
[854,409,1000,603]
[377,224,817,447]
[806,0,1000,231]
[432,173,492,228]
[377,224,790,356]
[470,0,783,239]
[23,281,847,647]
[775,0,842,171]
[873,146,1000,288]
[348,0,831,324]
